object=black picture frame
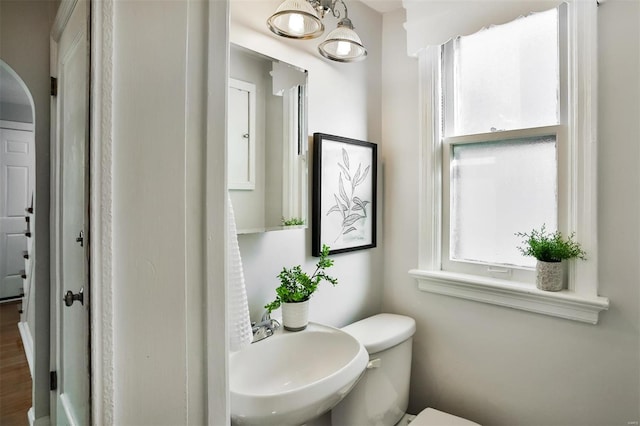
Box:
[312,133,377,256]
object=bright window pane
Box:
[451,9,559,136]
[450,136,557,268]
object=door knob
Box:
[64,287,84,307]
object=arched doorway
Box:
[0,59,36,424]
[0,60,35,301]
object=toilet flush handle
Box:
[367,358,382,369]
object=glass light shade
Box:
[318,22,367,62]
[267,0,324,39]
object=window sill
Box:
[408,269,609,324]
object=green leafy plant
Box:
[516,225,586,262]
[265,244,338,313]
[282,217,305,226]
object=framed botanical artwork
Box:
[312,133,377,256]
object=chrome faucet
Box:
[251,311,280,343]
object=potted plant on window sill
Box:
[265,244,338,331]
[516,225,586,292]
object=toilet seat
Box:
[410,408,480,426]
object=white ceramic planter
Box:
[282,300,309,331]
[536,260,564,291]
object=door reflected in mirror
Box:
[228,44,308,234]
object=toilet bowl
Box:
[331,313,480,426]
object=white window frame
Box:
[442,125,563,282]
[409,0,609,324]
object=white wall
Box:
[0,1,57,420]
[230,0,385,327]
[381,2,640,425]
[110,0,215,423]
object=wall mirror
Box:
[228,43,308,234]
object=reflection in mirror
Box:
[228,44,308,234]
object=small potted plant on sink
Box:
[265,244,338,331]
[516,225,586,291]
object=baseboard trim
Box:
[17,321,34,377]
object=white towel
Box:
[227,195,253,351]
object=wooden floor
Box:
[0,301,31,426]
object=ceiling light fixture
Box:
[267,0,367,63]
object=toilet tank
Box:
[331,314,416,426]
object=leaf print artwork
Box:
[326,148,371,242]
[312,133,377,256]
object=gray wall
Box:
[381,1,640,425]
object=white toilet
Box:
[331,313,480,426]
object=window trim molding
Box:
[409,269,609,324]
[413,0,609,323]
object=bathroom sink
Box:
[230,322,369,425]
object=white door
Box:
[51,0,90,424]
[0,126,34,299]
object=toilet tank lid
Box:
[341,313,416,354]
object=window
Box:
[447,135,557,271]
[410,1,609,324]
[441,8,561,282]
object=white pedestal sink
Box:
[230,322,368,425]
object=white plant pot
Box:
[282,300,309,331]
[536,260,564,291]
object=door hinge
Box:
[50,371,57,391]
[50,77,57,97]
